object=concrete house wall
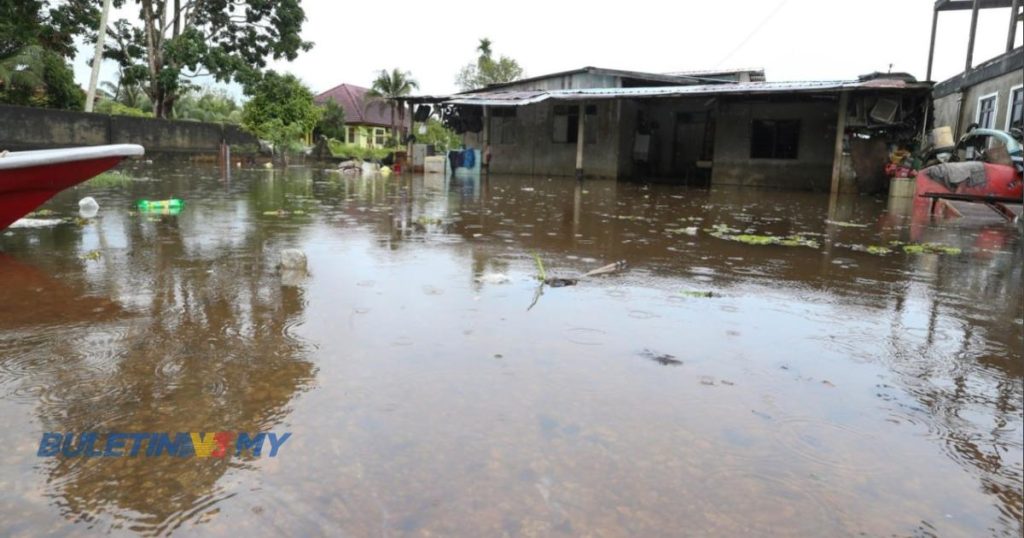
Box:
[933,47,1023,137]
[463,100,621,178]
[711,98,839,191]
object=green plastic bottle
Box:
[137,199,184,211]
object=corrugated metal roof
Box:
[430,78,930,107]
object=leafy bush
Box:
[327,139,390,161]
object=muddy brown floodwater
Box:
[0,164,1021,537]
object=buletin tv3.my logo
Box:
[37,432,290,458]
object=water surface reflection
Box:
[0,164,1020,536]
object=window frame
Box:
[976,92,998,130]
[749,119,801,160]
[1006,84,1023,130]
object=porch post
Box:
[575,103,585,179]
[966,0,981,71]
[483,105,490,173]
[830,91,850,195]
[1009,0,1021,53]
[927,8,939,80]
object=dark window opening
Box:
[751,119,800,159]
[553,105,597,144]
[1010,87,1023,129]
[977,95,996,129]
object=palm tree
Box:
[0,44,46,92]
[366,68,418,146]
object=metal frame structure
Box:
[927,0,1023,80]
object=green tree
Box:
[315,98,346,141]
[241,71,320,164]
[414,119,461,153]
[0,45,84,109]
[0,0,96,109]
[455,38,524,91]
[105,0,312,119]
[367,68,418,145]
[174,86,241,123]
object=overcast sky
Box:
[74,0,1023,98]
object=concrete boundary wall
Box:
[0,104,256,153]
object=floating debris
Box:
[666,226,699,235]
[78,196,99,218]
[639,349,682,366]
[8,218,64,228]
[544,277,578,287]
[678,290,718,298]
[583,260,627,277]
[825,220,869,228]
[79,250,101,261]
[262,209,307,217]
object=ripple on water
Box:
[772,416,885,474]
[566,328,607,346]
[694,468,840,536]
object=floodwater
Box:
[0,163,1021,537]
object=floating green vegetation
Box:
[902,243,962,255]
[86,171,133,187]
[866,245,892,255]
[709,229,820,249]
[679,290,718,298]
[26,209,56,218]
[79,250,101,261]
[533,252,547,281]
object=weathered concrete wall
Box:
[0,104,257,153]
[711,98,838,191]
[462,100,620,178]
[627,98,716,179]
[934,70,1023,137]
[932,47,1024,137]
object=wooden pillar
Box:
[406,101,414,174]
[1008,0,1022,53]
[829,91,850,195]
[927,8,939,80]
[575,103,585,179]
[482,105,490,173]
[966,0,981,71]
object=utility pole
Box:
[84,0,113,112]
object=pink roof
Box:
[314,83,394,127]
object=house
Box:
[314,83,404,148]
[403,67,930,193]
[928,0,1023,137]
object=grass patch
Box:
[85,170,132,187]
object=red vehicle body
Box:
[0,145,144,230]
[914,129,1024,201]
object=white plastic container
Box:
[424,156,445,174]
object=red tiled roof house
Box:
[314,83,404,148]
